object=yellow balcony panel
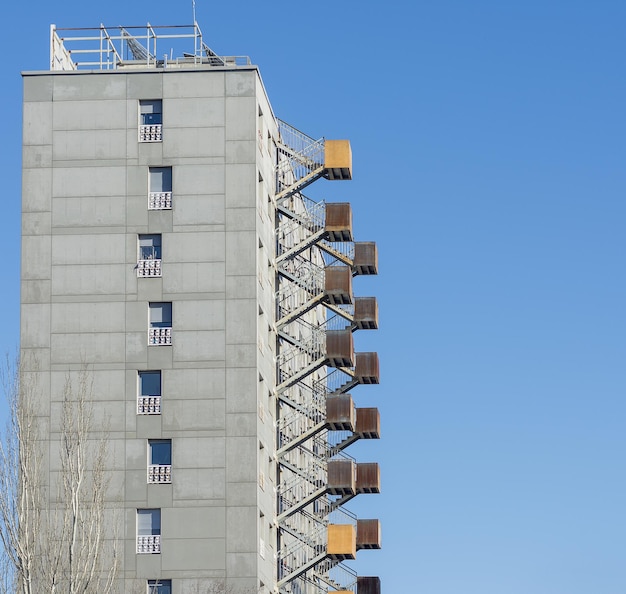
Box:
[327,524,356,559]
[324,140,352,180]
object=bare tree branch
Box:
[0,358,119,594]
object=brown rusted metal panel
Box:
[327,459,356,495]
[353,242,378,275]
[355,407,380,438]
[326,329,354,368]
[356,463,380,494]
[325,202,353,242]
[356,519,381,550]
[355,352,379,384]
[327,394,355,431]
[354,297,378,330]
[357,577,381,594]
[325,266,353,305]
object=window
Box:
[148,581,171,594]
[148,439,172,483]
[137,509,161,553]
[137,234,162,277]
[148,167,172,210]
[139,100,162,142]
[149,302,172,345]
[138,371,161,415]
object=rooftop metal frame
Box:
[50,22,251,71]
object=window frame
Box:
[139,99,163,142]
[137,371,161,415]
[148,302,172,346]
[148,166,173,209]
[148,439,172,484]
[136,508,161,554]
[137,234,163,277]
[147,580,171,594]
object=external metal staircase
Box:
[274,122,380,594]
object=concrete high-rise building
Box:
[21,23,381,594]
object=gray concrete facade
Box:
[22,64,278,593]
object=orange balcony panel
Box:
[324,140,352,180]
[356,463,380,494]
[325,266,353,305]
[330,591,353,594]
[355,408,380,439]
[328,459,356,495]
[326,330,355,368]
[354,297,378,330]
[355,352,379,384]
[357,577,381,594]
[357,519,381,550]
[325,202,353,242]
[327,524,356,559]
[353,242,378,275]
[327,394,356,431]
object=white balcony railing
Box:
[148,465,172,484]
[149,328,171,346]
[136,535,161,554]
[137,396,161,415]
[139,124,162,142]
[148,191,172,210]
[137,259,162,277]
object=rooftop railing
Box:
[50,23,251,71]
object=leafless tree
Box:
[0,359,119,594]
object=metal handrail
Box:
[50,23,251,71]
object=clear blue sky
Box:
[3,1,625,593]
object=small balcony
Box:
[356,519,382,550]
[326,330,354,368]
[353,242,378,275]
[137,259,162,277]
[356,463,380,494]
[327,524,356,560]
[324,140,352,181]
[326,394,355,431]
[328,459,356,495]
[149,327,172,346]
[137,396,161,415]
[325,266,353,305]
[139,124,163,142]
[355,408,380,439]
[354,352,380,384]
[325,202,353,242]
[136,535,161,554]
[354,297,378,330]
[148,191,172,209]
[357,577,381,594]
[148,464,171,484]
